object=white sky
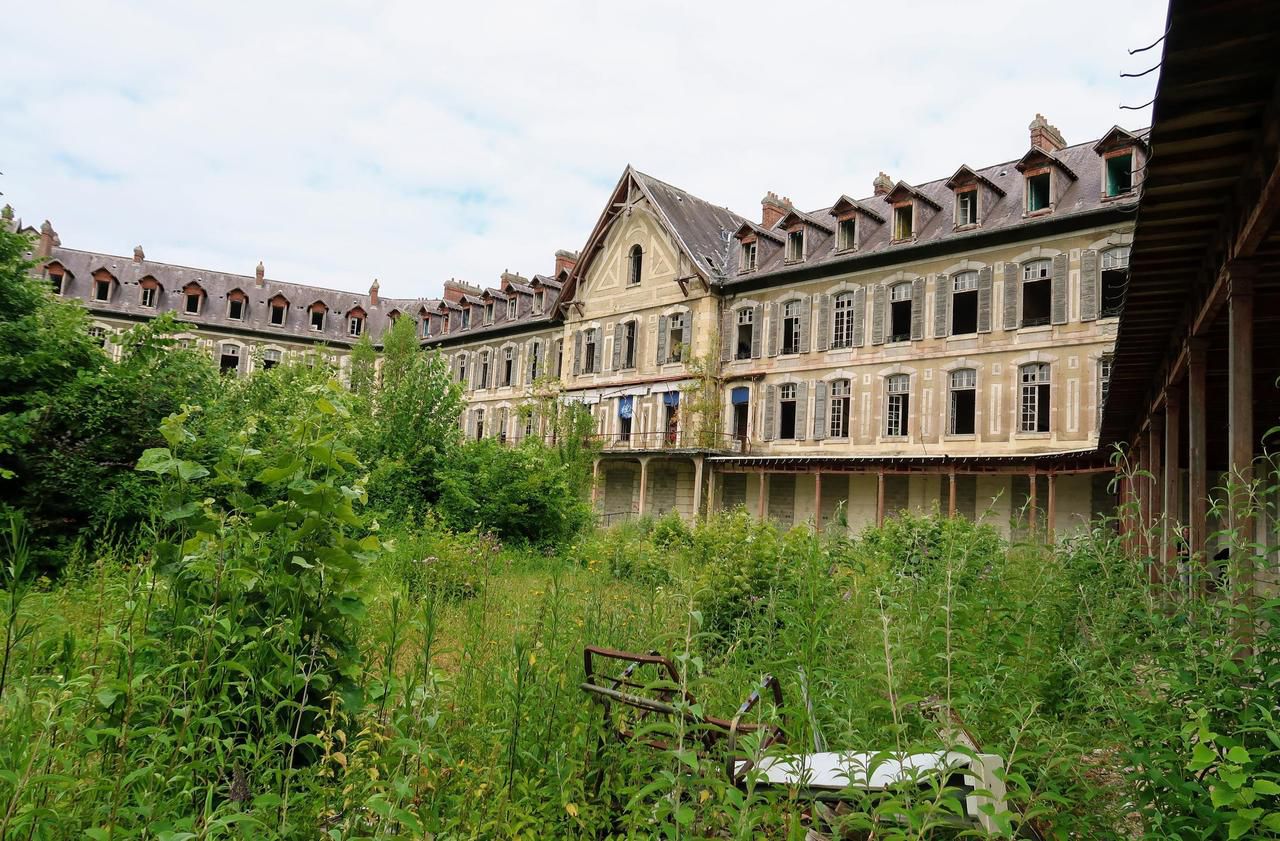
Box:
[1,1,1166,300]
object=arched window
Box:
[628,244,643,286]
[184,283,206,315]
[226,288,247,321]
[832,292,856,348]
[1019,363,1051,432]
[949,368,977,435]
[269,294,290,326]
[308,301,327,331]
[346,307,366,337]
[885,374,910,437]
[139,276,162,309]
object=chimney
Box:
[36,220,56,258]
[554,249,578,276]
[1029,113,1067,153]
[1,204,13,233]
[255,261,265,287]
[369,278,380,307]
[872,172,894,197]
[133,245,145,263]
[760,191,790,228]
[442,278,482,304]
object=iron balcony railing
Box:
[587,430,750,453]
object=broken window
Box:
[475,408,485,440]
[735,308,754,359]
[584,329,597,373]
[1100,246,1129,317]
[507,297,517,319]
[664,393,680,445]
[950,271,978,335]
[885,374,910,437]
[310,305,325,330]
[829,379,851,438]
[1021,259,1052,327]
[348,314,364,336]
[1019,362,1051,433]
[621,321,636,368]
[219,343,241,375]
[457,353,468,384]
[93,278,111,302]
[484,302,494,323]
[88,325,108,346]
[461,308,471,329]
[955,189,978,226]
[529,341,541,380]
[893,204,913,240]
[786,230,804,262]
[832,292,856,348]
[502,346,514,386]
[741,240,757,271]
[628,244,643,285]
[889,283,913,343]
[781,300,801,354]
[140,284,158,308]
[618,396,633,442]
[261,348,282,370]
[949,368,976,435]
[1105,153,1133,197]
[837,218,856,251]
[1026,172,1051,212]
[554,339,564,377]
[48,269,66,295]
[270,299,287,325]
[479,350,491,388]
[1098,355,1113,413]
[667,313,685,363]
[534,290,545,313]
[779,383,797,440]
[227,294,245,321]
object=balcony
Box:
[590,430,749,454]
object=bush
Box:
[384,514,503,602]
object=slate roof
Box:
[631,170,749,278]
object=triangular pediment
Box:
[1014,148,1078,181]
[1093,125,1147,155]
[883,181,942,210]
[944,165,1006,197]
[830,195,886,224]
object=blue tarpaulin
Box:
[662,391,680,408]
[618,396,633,418]
[731,386,750,405]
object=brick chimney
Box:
[133,245,145,262]
[255,261,265,287]
[442,278,482,304]
[761,191,791,228]
[554,249,578,276]
[36,220,56,258]
[872,172,894,197]
[369,278,380,306]
[1029,113,1067,153]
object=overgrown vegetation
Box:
[1,222,1278,838]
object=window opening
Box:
[503,346,514,385]
[484,302,494,323]
[49,270,65,295]
[889,283,913,343]
[228,296,244,321]
[584,329,597,373]
[1105,153,1133,196]
[348,314,363,336]
[618,396,633,442]
[94,278,111,302]
[885,374,910,437]
[786,230,804,262]
[664,393,680,445]
[781,301,801,355]
[735,308,754,359]
[1100,247,1129,317]
[1019,363,1051,433]
[507,297,517,319]
[474,408,485,441]
[479,351,490,388]
[310,306,325,330]
[893,204,913,240]
[461,308,471,329]
[621,321,636,368]
[219,343,241,374]
[270,300,287,325]
[956,189,978,226]
[951,271,978,335]
[830,379,851,438]
[949,368,977,435]
[262,348,282,370]
[457,354,468,384]
[832,293,856,348]
[140,285,158,308]
[1021,259,1052,327]
[837,218,856,251]
[629,244,643,285]
[1026,172,1051,212]
[667,313,685,362]
[779,383,797,440]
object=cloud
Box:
[1,0,1165,299]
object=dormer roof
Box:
[1093,125,1148,155]
[481,287,509,301]
[944,165,1007,197]
[883,181,942,210]
[733,220,786,243]
[1014,148,1078,181]
[830,195,886,224]
[777,208,834,234]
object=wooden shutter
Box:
[720,310,732,362]
[572,331,582,375]
[813,380,828,440]
[910,277,925,341]
[765,302,778,356]
[763,385,776,440]
[815,294,830,352]
[798,297,811,353]
[656,315,668,364]
[679,316,689,362]
[1050,253,1068,325]
[527,343,536,382]
[794,381,808,440]
[610,322,621,370]
[1080,249,1099,322]
[1002,263,1020,331]
[852,287,866,347]
[751,304,764,357]
[933,274,949,339]
[871,284,886,345]
[977,266,993,333]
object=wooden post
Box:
[1187,338,1209,573]
[948,470,957,518]
[876,470,886,526]
[758,472,767,521]
[1046,472,1057,543]
[1164,388,1183,588]
[1028,471,1038,538]
[813,471,823,532]
[637,457,650,518]
[1227,265,1256,634]
[691,456,704,523]
[706,464,717,518]
[1149,418,1164,584]
[1136,440,1150,558]
[591,458,601,512]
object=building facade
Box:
[8,113,1145,537]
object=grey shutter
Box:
[798,297,811,353]
[933,274,949,339]
[813,380,828,440]
[977,267,993,333]
[470,352,479,389]
[720,310,732,362]
[1051,253,1068,325]
[512,347,521,386]
[1003,263,1020,331]
[852,287,866,347]
[794,381,808,440]
[815,294,830,352]
[612,321,624,370]
[763,385,776,440]
[466,408,475,439]
[1080,249,1099,322]
[656,315,668,364]
[871,284,886,345]
[527,343,536,382]
[765,302,778,356]
[679,316,689,362]
[910,277,925,341]
[572,331,582,375]
[751,304,763,357]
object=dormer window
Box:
[461,308,471,329]
[892,204,913,241]
[741,240,758,271]
[507,297,517,319]
[347,308,365,336]
[836,218,856,252]
[533,289,544,313]
[93,276,113,302]
[1026,171,1051,212]
[226,290,246,321]
[47,265,68,295]
[139,278,160,308]
[484,302,494,324]
[1105,152,1133,197]
[309,302,327,331]
[955,189,978,227]
[270,296,288,326]
[785,230,804,262]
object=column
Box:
[706,464,717,518]
[692,457,704,522]
[1046,472,1057,543]
[637,457,650,518]
[1187,338,1209,572]
[1149,417,1164,583]
[1028,471,1038,538]
[1227,265,1255,627]
[813,471,823,532]
[591,458,601,512]
[758,473,767,521]
[876,470,886,526]
[1163,388,1183,589]
[1136,441,1149,558]
[948,470,957,518]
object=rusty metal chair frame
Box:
[580,645,785,782]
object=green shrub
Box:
[384,514,503,602]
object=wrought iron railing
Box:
[588,431,750,453]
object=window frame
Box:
[951,271,979,335]
[1104,151,1134,197]
[621,320,637,369]
[888,282,913,343]
[955,188,978,227]
[93,278,112,302]
[227,295,245,321]
[885,374,910,437]
[836,217,856,252]
[740,240,758,271]
[348,314,364,337]
[829,378,851,438]
[781,300,802,355]
[584,328,598,374]
[1019,362,1052,433]
[507,297,517,320]
[734,307,754,360]
[892,204,913,241]
[778,382,798,440]
[832,292,856,349]
[785,229,805,263]
[628,244,643,286]
[140,284,158,308]
[270,300,288,326]
[1026,171,1052,213]
[502,346,514,386]
[948,368,977,436]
